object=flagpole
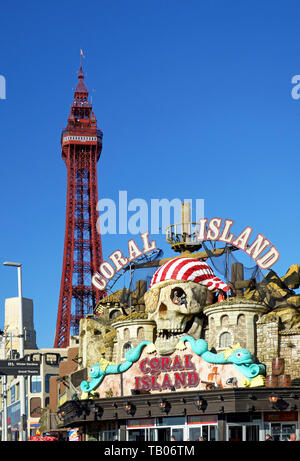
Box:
[80,49,85,69]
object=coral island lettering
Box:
[197,218,280,269]
[92,218,280,293]
[135,354,199,391]
[92,232,157,291]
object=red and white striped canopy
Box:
[149,257,229,292]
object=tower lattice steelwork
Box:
[54,65,104,348]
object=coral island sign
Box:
[80,338,266,399]
[91,218,280,292]
[197,218,279,270]
[135,354,199,391]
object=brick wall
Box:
[279,332,300,379]
[257,320,300,380]
[256,321,279,375]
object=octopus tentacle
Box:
[180,335,264,381]
[181,336,208,356]
[80,341,151,394]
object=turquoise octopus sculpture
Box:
[80,340,151,394]
[181,335,265,381]
[80,336,266,394]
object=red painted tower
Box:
[54,65,104,348]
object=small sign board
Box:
[0,359,40,376]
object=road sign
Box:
[0,359,40,376]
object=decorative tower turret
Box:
[54,65,104,348]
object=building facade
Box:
[0,297,72,440]
[51,255,300,442]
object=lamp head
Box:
[3,262,22,267]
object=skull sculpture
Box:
[144,257,229,355]
[145,280,208,354]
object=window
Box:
[137,327,145,341]
[15,383,19,401]
[123,342,132,358]
[44,353,60,366]
[221,315,229,328]
[124,328,130,341]
[45,374,58,393]
[30,397,41,418]
[188,425,217,441]
[10,385,15,404]
[128,429,145,441]
[110,310,121,320]
[219,331,232,348]
[237,314,246,327]
[29,353,42,363]
[30,375,42,393]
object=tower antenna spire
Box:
[80,48,85,69]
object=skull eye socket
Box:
[170,287,186,305]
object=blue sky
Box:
[0,0,300,348]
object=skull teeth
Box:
[157,328,184,336]
[155,333,185,354]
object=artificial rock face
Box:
[144,280,208,355]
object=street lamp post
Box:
[1,338,8,441]
[3,262,26,441]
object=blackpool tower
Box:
[54,65,104,348]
